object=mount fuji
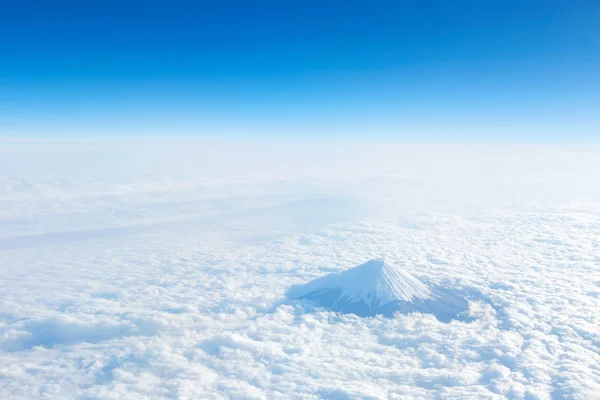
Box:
[287,259,470,322]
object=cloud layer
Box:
[1,140,599,399]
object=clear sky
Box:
[1,0,599,140]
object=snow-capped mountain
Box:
[287,259,469,322]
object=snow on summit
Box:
[288,259,431,304]
[287,259,470,321]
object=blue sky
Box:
[1,0,599,140]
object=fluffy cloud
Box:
[1,139,599,399]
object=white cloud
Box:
[1,139,599,398]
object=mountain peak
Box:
[287,259,469,321]
[328,258,432,303]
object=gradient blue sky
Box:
[1,1,599,140]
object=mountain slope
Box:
[287,259,469,322]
